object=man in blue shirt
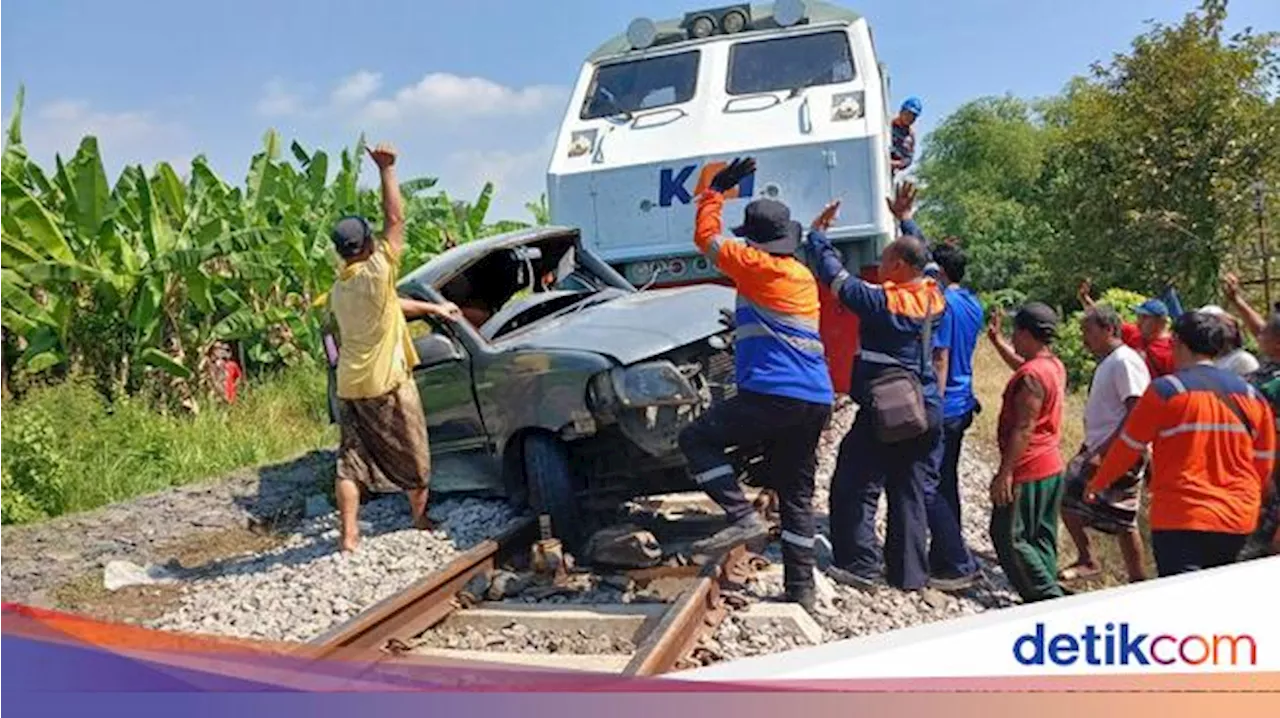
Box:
[926,242,983,589]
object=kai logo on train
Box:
[658,159,756,207]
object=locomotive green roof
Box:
[587,2,863,63]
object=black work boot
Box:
[787,584,818,616]
[691,514,770,555]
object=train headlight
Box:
[774,0,807,27]
[688,14,716,38]
[831,92,865,121]
[721,9,748,33]
[627,17,658,50]
[568,130,597,157]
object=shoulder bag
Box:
[866,291,937,443]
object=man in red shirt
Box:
[1079,281,1179,377]
[986,303,1068,602]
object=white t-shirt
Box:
[1215,349,1260,377]
[1083,344,1152,452]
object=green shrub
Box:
[1,406,71,522]
[1,364,335,525]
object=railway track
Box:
[306,515,766,675]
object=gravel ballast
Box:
[707,400,1019,660]
[147,496,520,642]
[9,395,1027,658]
[411,623,636,655]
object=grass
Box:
[968,340,1155,588]
[1,364,337,525]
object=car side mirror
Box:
[414,332,464,368]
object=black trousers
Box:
[1151,530,1247,577]
[829,412,937,590]
[678,390,831,591]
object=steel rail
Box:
[307,516,538,659]
[621,546,742,676]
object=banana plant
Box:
[1,84,549,404]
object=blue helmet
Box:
[901,96,923,116]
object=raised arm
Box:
[986,310,1024,370]
[367,142,405,260]
[1077,279,1096,311]
[799,198,887,317]
[1224,272,1267,338]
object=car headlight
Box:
[589,361,699,411]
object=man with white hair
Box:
[1199,304,1260,377]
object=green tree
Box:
[1038,0,1280,305]
[916,95,1058,297]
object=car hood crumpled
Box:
[502,284,736,365]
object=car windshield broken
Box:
[435,238,623,341]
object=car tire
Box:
[523,433,584,551]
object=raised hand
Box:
[987,309,1003,342]
[886,181,916,220]
[709,157,756,194]
[366,142,398,169]
[811,200,841,231]
[1223,272,1241,304]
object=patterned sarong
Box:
[336,379,431,493]
[1060,448,1144,535]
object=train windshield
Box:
[726,31,855,95]
[580,50,700,120]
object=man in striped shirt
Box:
[1089,311,1276,576]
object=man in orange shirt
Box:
[1089,311,1275,576]
[677,158,833,613]
[986,303,1068,602]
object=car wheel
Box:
[522,433,584,550]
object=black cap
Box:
[732,198,802,256]
[331,216,372,258]
[1015,302,1060,343]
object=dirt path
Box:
[1,449,335,610]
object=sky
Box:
[2,0,1277,222]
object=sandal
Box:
[1058,563,1102,581]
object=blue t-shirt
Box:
[934,285,984,419]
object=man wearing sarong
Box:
[1059,305,1151,583]
[329,142,462,552]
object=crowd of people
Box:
[322,132,1277,616]
[680,149,1279,613]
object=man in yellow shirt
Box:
[329,142,462,552]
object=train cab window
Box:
[581,50,700,119]
[727,31,855,95]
